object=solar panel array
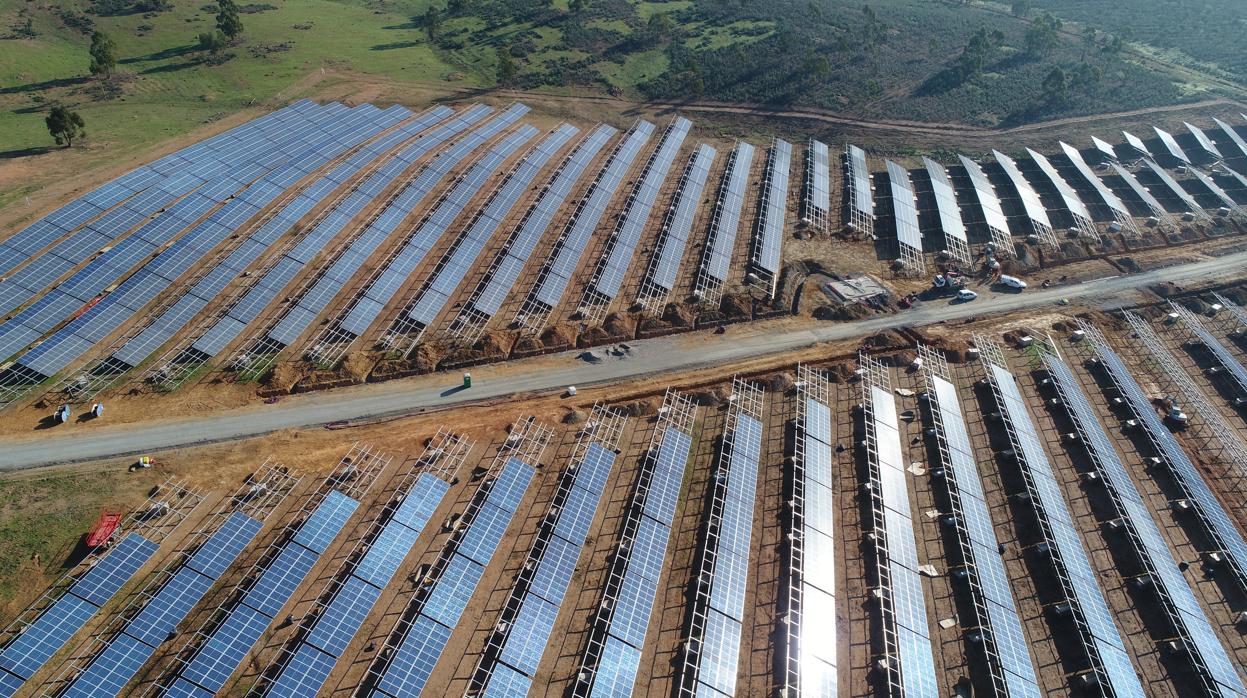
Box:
[1212,118,1247,159]
[572,391,696,698]
[1107,162,1174,226]
[638,143,716,312]
[957,155,1014,254]
[400,124,578,338]
[1186,167,1242,212]
[277,121,538,359]
[452,125,616,339]
[583,117,691,314]
[750,138,792,291]
[184,105,493,362]
[1169,303,1247,399]
[694,142,755,306]
[1,98,289,277]
[1122,130,1151,158]
[1057,143,1139,236]
[921,157,970,265]
[370,457,537,697]
[783,367,838,698]
[1185,122,1222,159]
[885,160,926,276]
[331,104,532,343]
[846,144,875,235]
[803,139,832,231]
[1141,159,1203,214]
[992,150,1055,245]
[861,362,938,698]
[165,486,363,696]
[1092,136,1119,161]
[473,409,623,696]
[0,532,161,695]
[1154,126,1192,165]
[521,120,655,326]
[1026,148,1096,238]
[1079,322,1247,592]
[264,470,452,698]
[1042,353,1247,698]
[680,380,763,698]
[0,103,392,365]
[979,346,1146,698]
[920,351,1040,698]
[0,100,325,309]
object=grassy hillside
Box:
[0,0,1240,203]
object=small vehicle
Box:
[999,275,1028,290]
[956,289,978,301]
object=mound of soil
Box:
[562,409,587,424]
[341,352,374,382]
[412,344,442,373]
[577,326,612,347]
[541,323,577,348]
[475,331,515,357]
[662,303,694,327]
[617,397,661,417]
[863,330,909,352]
[514,336,543,353]
[604,312,636,338]
[721,293,752,320]
[267,362,308,392]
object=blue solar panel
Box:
[700,143,755,286]
[68,533,160,606]
[500,595,561,676]
[353,520,422,590]
[608,567,659,649]
[266,643,337,698]
[180,603,272,692]
[0,593,98,679]
[490,458,534,512]
[241,542,319,618]
[391,474,451,531]
[529,535,580,605]
[0,669,24,698]
[457,502,514,567]
[481,661,532,697]
[695,609,741,696]
[293,490,358,554]
[186,512,263,579]
[643,429,692,524]
[553,484,601,545]
[421,555,484,628]
[61,631,153,698]
[125,569,217,648]
[589,635,642,698]
[374,614,451,697]
[578,443,617,495]
[306,576,381,657]
[161,677,216,698]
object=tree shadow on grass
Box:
[0,146,56,160]
[142,59,203,75]
[0,75,90,96]
[120,43,198,64]
[371,41,421,51]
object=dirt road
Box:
[2,248,1245,470]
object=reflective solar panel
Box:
[375,613,452,697]
[241,542,319,618]
[807,139,831,220]
[267,643,337,698]
[60,630,153,698]
[498,594,559,676]
[421,554,484,627]
[993,150,1052,232]
[69,533,160,607]
[695,609,742,696]
[293,489,358,554]
[1058,143,1132,219]
[0,593,98,679]
[1027,148,1093,222]
[124,568,217,648]
[1153,126,1191,164]
[180,603,272,692]
[1142,159,1201,212]
[752,139,791,275]
[923,157,968,249]
[959,155,1011,237]
[306,576,381,656]
[1108,162,1171,216]
[701,142,755,284]
[1183,122,1221,159]
[589,635,642,698]
[647,144,716,293]
[1212,118,1247,159]
[481,661,532,698]
[847,144,874,218]
[186,512,263,579]
[886,160,922,254]
[1185,167,1238,210]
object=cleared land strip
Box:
[3,249,1247,470]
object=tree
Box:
[496,46,517,85]
[569,0,588,12]
[424,6,441,40]
[448,0,466,13]
[647,12,674,40]
[1101,33,1124,57]
[1025,12,1061,56]
[46,105,86,146]
[954,27,1004,81]
[216,0,242,40]
[88,30,117,77]
[198,29,227,54]
[1041,66,1068,104]
[1010,0,1030,18]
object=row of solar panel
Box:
[795,394,837,698]
[1042,354,1245,697]
[333,104,531,341]
[699,142,756,286]
[165,488,361,696]
[531,120,656,310]
[985,362,1147,698]
[645,144,717,296]
[476,442,618,695]
[751,139,792,277]
[590,117,692,302]
[465,124,617,321]
[264,472,450,698]
[405,123,580,330]
[805,139,832,220]
[13,106,414,380]
[371,457,534,698]
[926,375,1041,698]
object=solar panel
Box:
[699,142,755,287]
[1122,130,1151,157]
[374,614,452,697]
[404,123,577,330]
[1042,353,1245,697]
[847,144,875,220]
[922,157,969,262]
[1108,162,1170,216]
[530,120,655,310]
[60,632,154,698]
[422,555,485,627]
[481,662,532,698]
[993,150,1053,234]
[589,117,691,302]
[1027,148,1094,225]
[983,359,1146,698]
[293,490,359,554]
[334,105,532,339]
[1091,137,1118,161]
[266,643,337,698]
[179,603,272,693]
[498,594,560,676]
[305,576,382,656]
[0,593,98,680]
[1173,306,1247,395]
[804,139,832,227]
[588,636,642,698]
[1211,118,1247,159]
[958,155,1012,246]
[1185,167,1240,210]
[751,138,792,279]
[1153,126,1191,164]
[1141,159,1202,212]
[695,608,742,696]
[1184,122,1222,159]
[643,143,716,296]
[885,160,923,270]
[1058,143,1133,220]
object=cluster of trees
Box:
[199,0,242,55]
